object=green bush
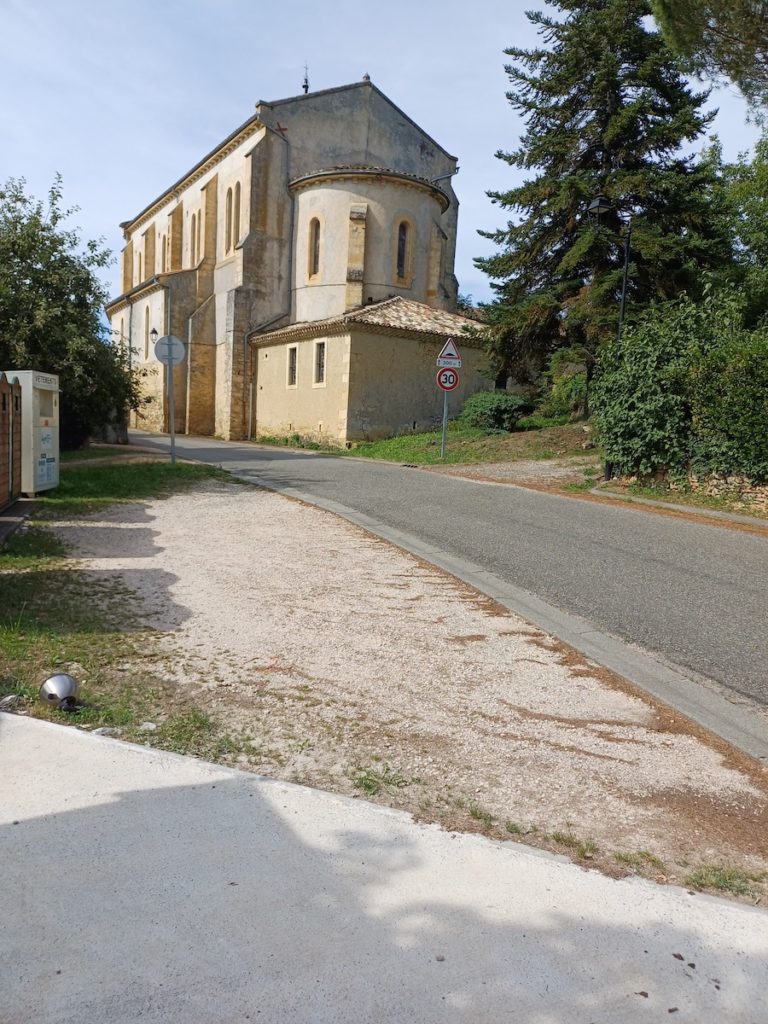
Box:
[517,414,571,431]
[593,287,768,482]
[689,334,768,481]
[459,390,531,432]
[592,306,694,476]
[536,347,588,418]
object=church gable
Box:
[109,78,473,444]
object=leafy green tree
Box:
[593,284,768,481]
[718,135,768,323]
[652,0,768,111]
[477,0,732,393]
[0,177,140,448]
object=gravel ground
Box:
[52,478,768,889]
[426,455,599,486]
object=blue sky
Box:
[1,0,760,304]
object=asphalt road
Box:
[133,432,768,711]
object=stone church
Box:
[106,77,489,443]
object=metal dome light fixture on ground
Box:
[39,673,80,712]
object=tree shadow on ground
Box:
[2,719,766,1024]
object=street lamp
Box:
[588,195,633,345]
[150,327,158,350]
[587,194,613,219]
[589,195,633,480]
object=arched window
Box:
[225,188,233,254]
[191,215,197,267]
[396,221,409,281]
[308,217,320,277]
[137,250,143,284]
[144,306,150,360]
[233,182,241,247]
[195,213,202,263]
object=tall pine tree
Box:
[652,1,768,110]
[477,0,732,384]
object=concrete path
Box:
[3,714,766,1024]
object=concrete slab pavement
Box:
[2,714,766,1023]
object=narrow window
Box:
[396,221,409,280]
[144,307,150,360]
[308,217,320,277]
[161,235,167,272]
[137,250,143,283]
[225,188,233,254]
[287,346,298,386]
[191,214,197,266]
[196,213,202,263]
[233,182,241,247]
[314,341,326,384]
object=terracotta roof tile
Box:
[252,297,482,345]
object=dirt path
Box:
[53,478,768,897]
[426,454,599,487]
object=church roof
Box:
[251,297,484,346]
[289,166,450,211]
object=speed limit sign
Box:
[436,367,460,391]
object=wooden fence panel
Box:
[0,373,22,513]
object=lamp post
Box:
[588,195,632,480]
[587,195,633,344]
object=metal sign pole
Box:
[167,359,177,467]
[440,388,448,459]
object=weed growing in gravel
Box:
[468,801,495,830]
[685,864,764,897]
[614,850,665,873]
[549,829,599,859]
[353,764,417,796]
[504,821,538,836]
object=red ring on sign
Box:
[436,368,460,391]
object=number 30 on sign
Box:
[436,368,460,391]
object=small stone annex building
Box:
[106,77,489,444]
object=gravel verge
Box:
[50,478,768,896]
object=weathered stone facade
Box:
[107,78,489,443]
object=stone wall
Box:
[345,329,491,441]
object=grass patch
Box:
[564,479,595,493]
[255,433,332,452]
[549,828,599,860]
[60,446,139,463]
[0,525,66,569]
[353,763,418,796]
[685,864,763,897]
[348,422,595,466]
[148,710,261,761]
[0,460,239,751]
[34,461,233,516]
[256,423,599,467]
[614,849,665,873]
[600,480,768,521]
[468,801,495,830]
